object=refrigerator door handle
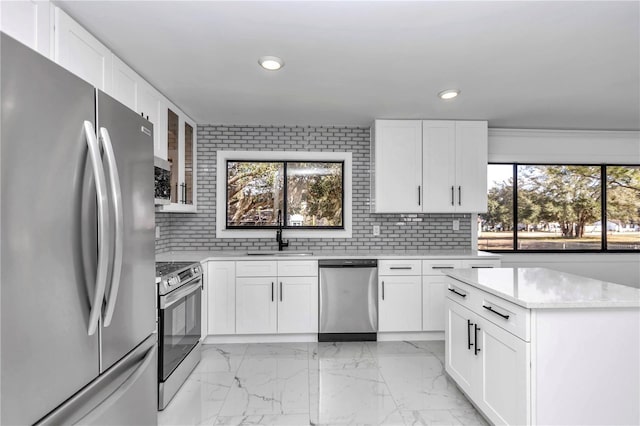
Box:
[99,127,124,327]
[84,121,110,336]
[74,344,156,425]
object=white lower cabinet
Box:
[236,277,277,334]
[277,276,318,333]
[422,276,447,331]
[208,260,318,336]
[478,316,529,425]
[207,261,236,335]
[378,275,422,332]
[446,286,530,425]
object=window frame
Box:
[225,159,345,230]
[216,150,353,239]
[480,162,640,253]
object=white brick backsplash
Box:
[155,125,472,253]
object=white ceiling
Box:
[57,1,640,130]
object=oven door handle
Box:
[160,280,202,309]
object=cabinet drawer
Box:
[379,259,421,275]
[236,261,278,277]
[277,260,318,277]
[446,277,476,309]
[423,259,463,275]
[475,291,530,342]
[461,259,501,269]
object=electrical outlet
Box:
[453,220,460,231]
[373,225,380,236]
[156,225,160,238]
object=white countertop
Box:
[447,267,640,309]
[155,249,500,263]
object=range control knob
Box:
[169,276,179,287]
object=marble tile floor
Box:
[158,341,488,426]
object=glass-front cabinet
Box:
[157,103,197,212]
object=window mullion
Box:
[283,161,288,228]
[513,163,518,251]
[601,165,607,251]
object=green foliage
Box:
[227,161,343,227]
[483,165,640,239]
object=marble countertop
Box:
[446,267,640,309]
[155,249,500,263]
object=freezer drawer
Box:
[36,334,158,426]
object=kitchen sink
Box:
[246,251,314,257]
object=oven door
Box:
[158,279,201,382]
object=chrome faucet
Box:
[276,209,289,251]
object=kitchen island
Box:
[445,267,640,426]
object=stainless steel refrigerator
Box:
[1,33,157,425]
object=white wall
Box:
[487,129,640,287]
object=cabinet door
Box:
[167,108,180,204]
[378,275,422,332]
[476,316,530,426]
[207,261,236,335]
[0,0,51,57]
[183,118,196,205]
[445,299,479,396]
[373,120,423,213]
[136,82,162,157]
[455,121,488,212]
[422,120,456,213]
[278,276,318,333]
[236,277,277,334]
[111,55,137,111]
[53,7,112,92]
[422,275,447,331]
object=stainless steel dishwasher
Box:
[318,259,378,342]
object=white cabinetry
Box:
[53,8,111,92]
[422,260,462,331]
[236,277,278,334]
[111,55,138,111]
[422,121,488,212]
[207,261,236,335]
[372,119,488,213]
[0,0,51,57]
[378,260,422,332]
[446,294,530,425]
[233,260,318,335]
[372,120,423,213]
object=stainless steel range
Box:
[155,261,203,410]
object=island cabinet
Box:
[445,268,640,426]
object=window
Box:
[479,164,640,252]
[226,160,344,229]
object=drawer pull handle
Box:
[390,266,412,270]
[448,288,466,298]
[483,305,510,320]
[472,266,493,269]
[432,266,454,269]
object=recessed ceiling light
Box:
[258,56,284,71]
[438,89,460,100]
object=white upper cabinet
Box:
[0,0,51,57]
[136,81,164,155]
[372,120,423,213]
[111,55,138,111]
[423,120,488,212]
[372,119,488,213]
[53,8,111,92]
